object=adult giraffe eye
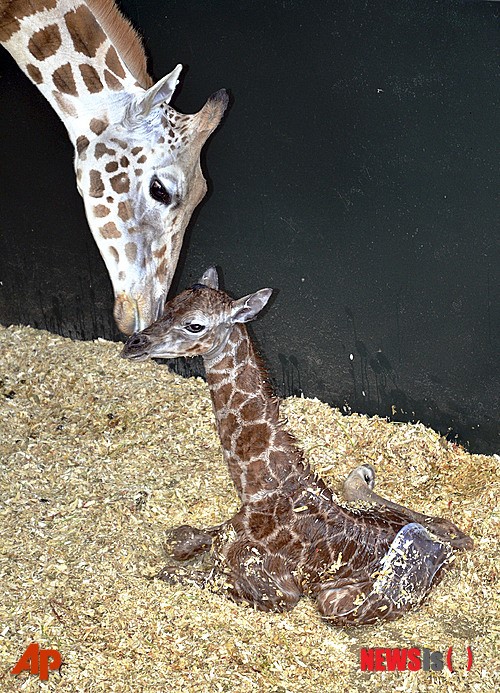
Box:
[149,177,172,205]
[184,323,205,333]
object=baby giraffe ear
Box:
[230,288,273,323]
[197,266,219,289]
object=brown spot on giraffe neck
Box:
[111,138,128,149]
[105,162,119,173]
[100,222,121,239]
[26,64,43,84]
[76,135,90,156]
[93,204,110,218]
[104,69,123,91]
[105,46,126,79]
[89,170,104,198]
[109,247,120,263]
[110,173,130,194]
[131,146,143,156]
[28,23,61,61]
[52,63,77,96]
[64,5,106,58]
[118,201,132,221]
[94,143,116,159]
[90,118,108,135]
[79,64,103,93]
[153,244,167,259]
[234,423,272,460]
[120,156,129,168]
[0,0,57,42]
[52,90,78,117]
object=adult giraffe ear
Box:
[230,289,273,324]
[125,64,183,123]
[197,267,219,289]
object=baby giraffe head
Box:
[121,267,272,362]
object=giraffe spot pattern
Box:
[111,138,128,149]
[79,63,103,93]
[89,118,108,135]
[100,222,121,239]
[125,242,137,262]
[118,271,126,280]
[118,201,132,221]
[104,69,123,91]
[52,90,77,117]
[0,0,57,42]
[131,147,143,156]
[156,259,168,281]
[94,143,116,159]
[153,244,167,259]
[52,62,77,96]
[64,5,106,58]
[120,156,129,168]
[76,135,90,155]
[105,162,119,173]
[105,46,126,79]
[110,173,130,194]
[28,23,61,61]
[234,423,272,460]
[26,64,43,84]
[109,247,120,263]
[134,168,143,176]
[93,204,110,218]
[89,170,104,198]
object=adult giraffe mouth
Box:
[114,293,166,335]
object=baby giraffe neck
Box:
[204,324,305,501]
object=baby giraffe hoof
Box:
[163,524,213,561]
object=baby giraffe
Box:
[121,268,472,625]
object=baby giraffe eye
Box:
[149,177,172,205]
[184,323,205,333]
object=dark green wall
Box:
[0,0,498,452]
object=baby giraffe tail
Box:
[315,522,453,626]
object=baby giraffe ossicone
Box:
[121,268,472,626]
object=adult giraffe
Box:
[0,0,228,334]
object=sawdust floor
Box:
[0,325,498,692]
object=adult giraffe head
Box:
[0,0,228,334]
[75,73,228,335]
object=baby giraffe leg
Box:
[343,465,473,549]
[220,541,302,612]
[316,522,452,625]
[156,523,221,587]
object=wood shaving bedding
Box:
[0,325,498,692]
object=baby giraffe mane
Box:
[86,0,152,88]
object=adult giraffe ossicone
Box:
[0,0,228,334]
[121,268,473,625]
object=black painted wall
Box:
[0,0,498,453]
